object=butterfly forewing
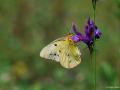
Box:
[40,37,66,62]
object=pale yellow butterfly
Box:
[40,34,81,68]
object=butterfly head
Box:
[67,34,73,41]
[66,34,77,45]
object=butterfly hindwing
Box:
[60,42,81,68]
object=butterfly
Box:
[40,34,81,69]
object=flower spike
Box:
[71,17,102,53]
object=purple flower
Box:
[71,17,102,53]
[72,24,82,36]
[84,17,102,40]
[83,17,102,53]
[72,24,83,42]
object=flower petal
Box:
[82,35,89,44]
[72,24,82,35]
[88,17,91,25]
[95,28,102,39]
[72,34,83,43]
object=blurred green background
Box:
[0,0,120,90]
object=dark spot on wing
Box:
[54,53,60,57]
[59,50,61,53]
[67,54,70,56]
[54,44,57,46]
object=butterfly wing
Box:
[40,37,66,62]
[40,37,81,68]
[60,42,81,68]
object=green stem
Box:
[93,7,96,90]
[91,1,97,90]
